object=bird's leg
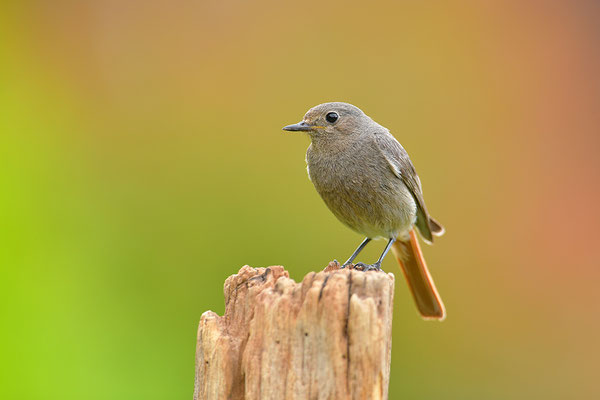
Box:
[355,237,396,271]
[341,238,371,268]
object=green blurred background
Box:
[1,1,599,399]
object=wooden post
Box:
[194,262,395,400]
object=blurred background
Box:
[1,1,599,399]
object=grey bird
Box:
[283,102,446,320]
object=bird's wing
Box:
[374,132,435,242]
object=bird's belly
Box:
[310,164,416,239]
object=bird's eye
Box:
[325,112,339,123]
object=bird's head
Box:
[283,102,369,141]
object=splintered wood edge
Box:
[201,262,395,320]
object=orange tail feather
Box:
[391,230,446,320]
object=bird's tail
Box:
[391,230,446,320]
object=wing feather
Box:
[374,132,436,242]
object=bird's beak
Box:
[282,121,313,132]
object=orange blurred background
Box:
[1,1,599,399]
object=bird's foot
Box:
[353,262,382,272]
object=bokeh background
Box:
[1,1,599,399]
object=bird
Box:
[283,102,446,320]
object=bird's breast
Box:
[306,141,416,238]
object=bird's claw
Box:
[353,262,382,272]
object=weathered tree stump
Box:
[194,262,395,400]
